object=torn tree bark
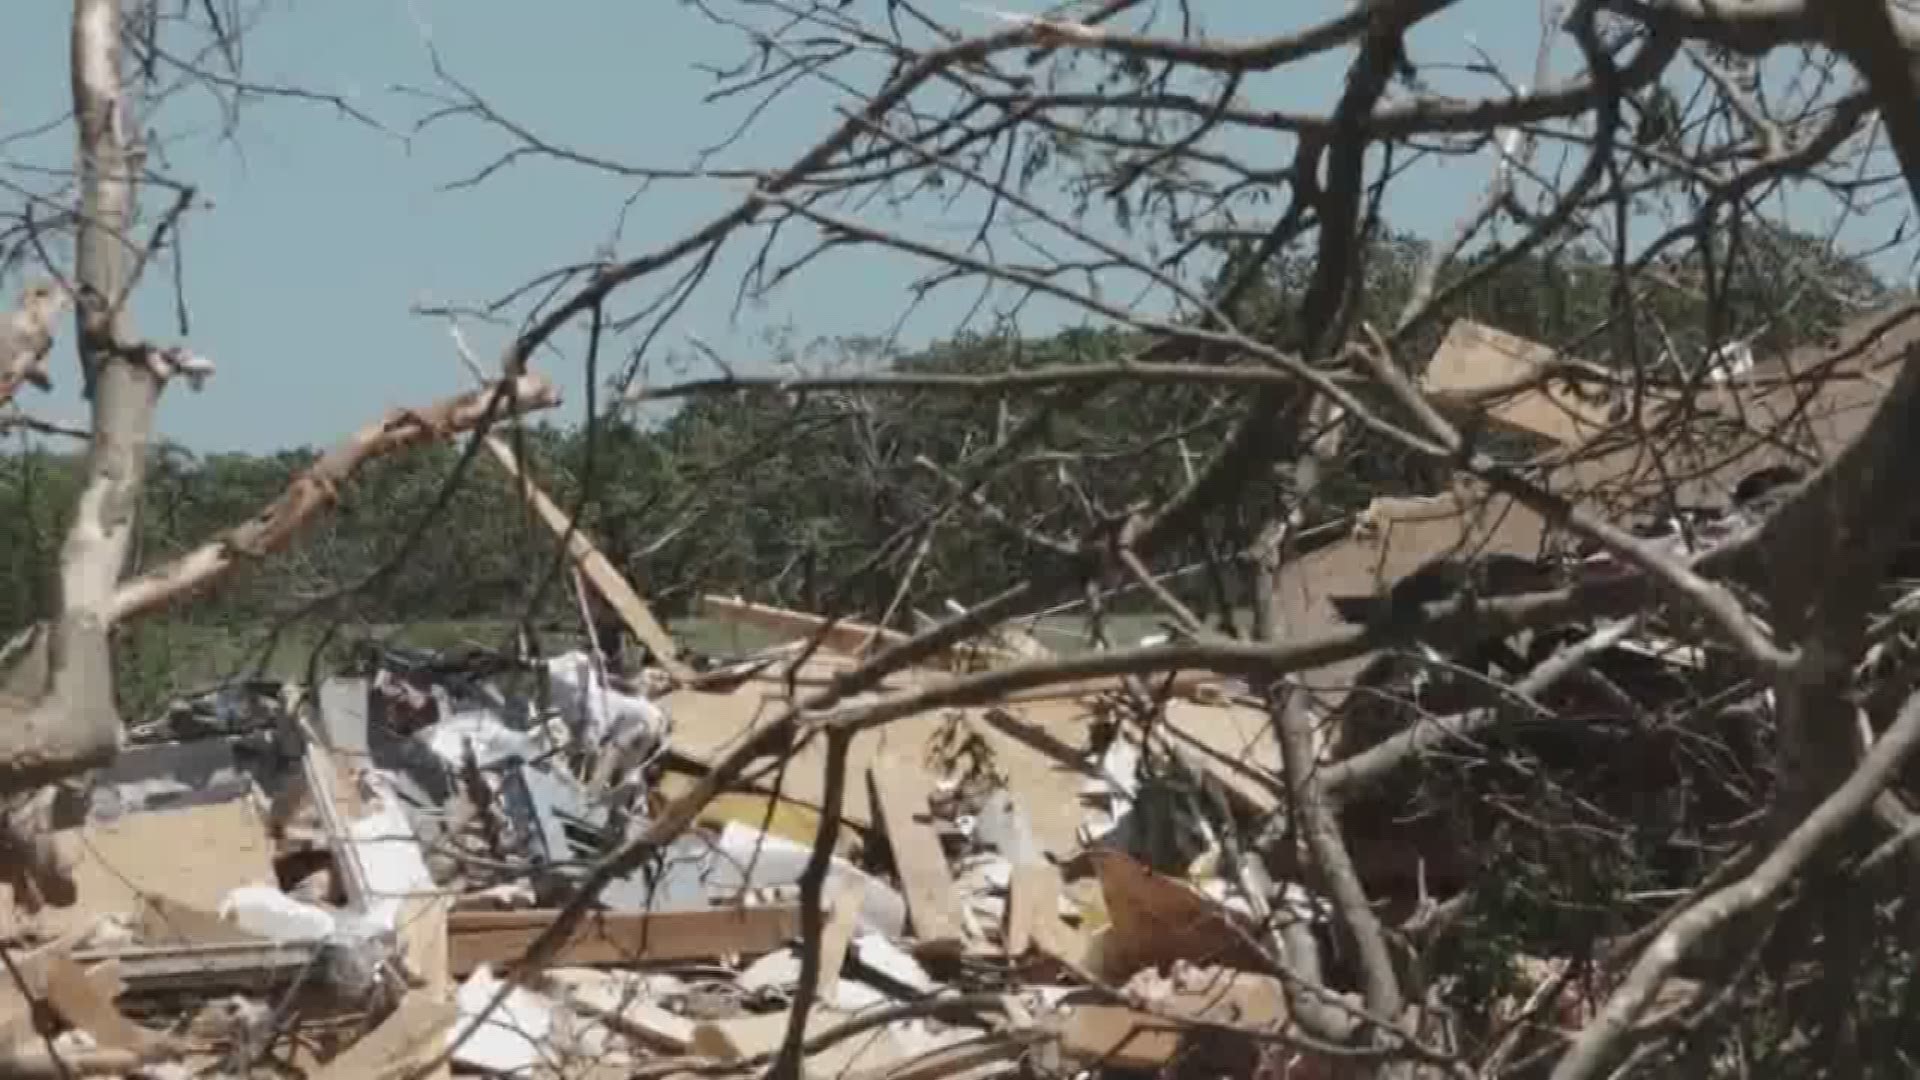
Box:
[0,0,157,801]
[108,375,561,623]
[0,282,69,408]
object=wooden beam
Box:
[311,992,456,1080]
[867,755,965,960]
[815,878,866,1003]
[1059,972,1295,1073]
[545,971,696,1052]
[394,893,452,1080]
[699,595,1023,669]
[1003,863,1061,959]
[482,436,693,682]
[448,906,802,975]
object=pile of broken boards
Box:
[0,611,1345,1080]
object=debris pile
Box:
[3,308,1912,1078]
[0,589,1346,1080]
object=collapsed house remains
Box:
[0,306,1911,1078]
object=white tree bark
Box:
[0,0,157,800]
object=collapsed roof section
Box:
[1273,302,1920,711]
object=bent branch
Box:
[109,374,562,623]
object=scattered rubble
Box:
[0,578,1330,1080]
[3,312,1906,1077]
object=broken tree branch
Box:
[0,283,68,408]
[1551,680,1920,1080]
[108,374,562,623]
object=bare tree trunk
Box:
[0,0,156,798]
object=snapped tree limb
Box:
[108,374,562,623]
[0,282,68,407]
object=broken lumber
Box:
[448,906,803,974]
[1422,319,1613,447]
[699,595,1023,669]
[1060,970,1299,1073]
[482,435,694,682]
[1089,850,1274,981]
[545,971,695,1052]
[1004,863,1062,959]
[815,878,866,1002]
[311,991,456,1080]
[867,755,966,960]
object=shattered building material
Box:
[447,905,805,974]
[480,432,695,683]
[1423,317,1619,446]
[867,754,968,960]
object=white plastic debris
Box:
[709,822,908,937]
[736,947,803,993]
[219,885,338,941]
[972,788,1040,865]
[419,709,539,770]
[545,650,669,760]
[74,913,138,951]
[831,979,893,1012]
[452,965,556,1075]
[1078,737,1140,846]
[852,933,937,994]
[342,787,437,932]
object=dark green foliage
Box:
[0,223,1885,720]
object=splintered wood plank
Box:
[312,991,457,1080]
[396,892,453,1080]
[1003,863,1061,958]
[42,952,172,1056]
[867,755,965,959]
[1061,971,1296,1074]
[1422,319,1613,447]
[1090,850,1274,981]
[848,1031,1038,1080]
[546,971,695,1052]
[1060,1005,1184,1070]
[815,877,865,1003]
[692,1009,904,1077]
[41,799,275,938]
[483,435,693,682]
[448,906,802,975]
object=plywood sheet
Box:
[667,671,1095,855]
[42,799,275,936]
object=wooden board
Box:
[668,677,1102,859]
[1060,971,1294,1073]
[395,892,452,1080]
[1004,863,1061,958]
[1060,1005,1184,1070]
[484,436,693,682]
[816,878,865,1001]
[867,755,965,958]
[448,906,802,975]
[41,799,275,938]
[312,991,457,1080]
[546,970,696,1052]
[1422,318,1614,447]
[42,953,167,1055]
[692,1009,910,1078]
[1090,850,1274,981]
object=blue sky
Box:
[0,2,1900,451]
